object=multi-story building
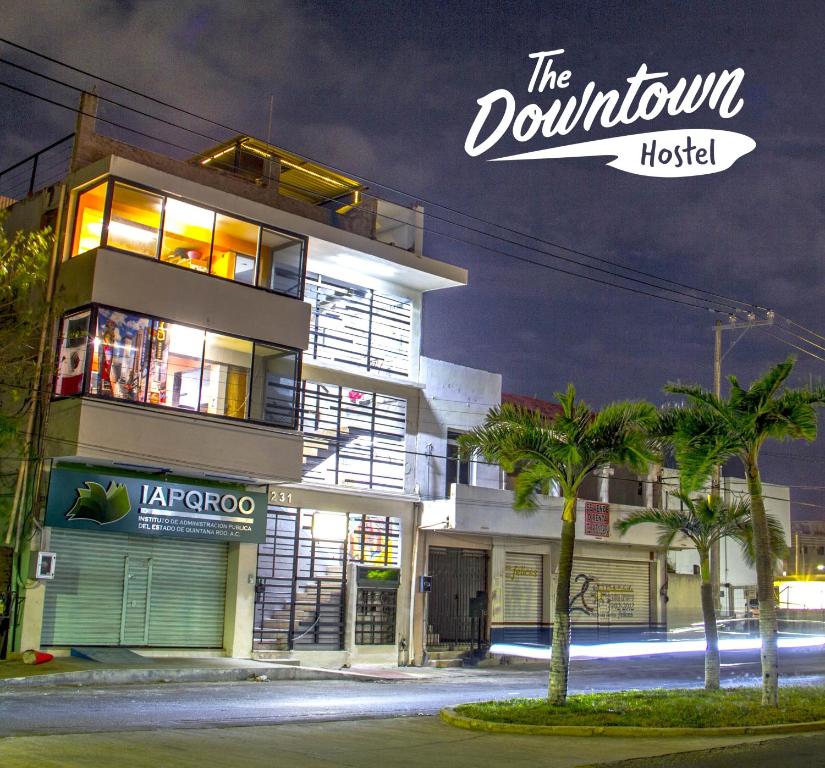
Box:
[2,94,465,663]
[411,361,792,661]
[1,94,791,666]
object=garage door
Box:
[504,552,543,624]
[42,529,228,647]
[569,557,651,624]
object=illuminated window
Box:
[88,308,152,401]
[258,229,304,296]
[200,333,253,418]
[107,183,162,257]
[160,199,214,273]
[211,214,258,285]
[68,178,306,297]
[55,305,301,427]
[71,182,106,256]
[54,311,91,397]
[149,321,205,410]
[249,344,299,428]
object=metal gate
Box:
[426,547,488,649]
[254,508,347,650]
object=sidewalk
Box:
[0,654,423,688]
[0,715,792,768]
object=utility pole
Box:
[711,311,775,612]
[711,320,722,611]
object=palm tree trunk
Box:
[699,551,720,690]
[549,497,576,705]
[745,457,779,707]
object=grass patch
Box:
[455,687,825,728]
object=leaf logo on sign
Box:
[66,481,131,525]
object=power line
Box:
[0,77,738,315]
[0,79,202,156]
[1,37,759,314]
[0,40,751,316]
[759,326,825,365]
[0,56,225,146]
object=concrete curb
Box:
[0,664,390,689]
[439,707,825,737]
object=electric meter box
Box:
[31,551,57,580]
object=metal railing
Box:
[0,133,74,210]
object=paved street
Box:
[0,715,791,768]
[602,733,825,767]
[1,647,824,767]
[0,646,823,737]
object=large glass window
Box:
[88,308,152,401]
[160,199,213,273]
[107,182,162,257]
[149,322,205,410]
[249,344,300,428]
[55,305,300,428]
[259,229,304,297]
[54,311,91,396]
[71,182,106,256]
[69,178,306,298]
[200,333,252,418]
[211,214,258,285]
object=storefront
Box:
[38,465,266,649]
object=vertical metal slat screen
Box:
[300,382,406,492]
[305,272,411,377]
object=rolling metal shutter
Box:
[42,529,228,647]
[504,553,543,624]
[569,557,650,624]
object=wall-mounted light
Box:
[311,511,348,541]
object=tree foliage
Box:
[659,357,824,706]
[459,386,657,704]
[0,214,52,539]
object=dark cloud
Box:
[1,0,824,517]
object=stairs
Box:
[426,647,471,668]
[250,650,301,665]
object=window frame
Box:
[68,176,309,300]
[52,302,303,431]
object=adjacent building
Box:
[0,95,791,666]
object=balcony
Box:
[56,247,310,352]
[44,396,302,484]
[421,484,671,550]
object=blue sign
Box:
[45,467,266,543]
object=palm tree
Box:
[662,357,825,706]
[617,491,787,690]
[459,385,657,705]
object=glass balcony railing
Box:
[70,177,307,299]
[54,304,301,430]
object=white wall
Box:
[667,475,791,588]
[415,357,502,500]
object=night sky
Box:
[1,1,823,518]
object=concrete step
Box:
[430,658,464,668]
[426,650,468,660]
[251,651,301,665]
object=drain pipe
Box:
[407,500,423,665]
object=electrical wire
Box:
[0,36,762,317]
[0,78,736,315]
[0,44,751,315]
